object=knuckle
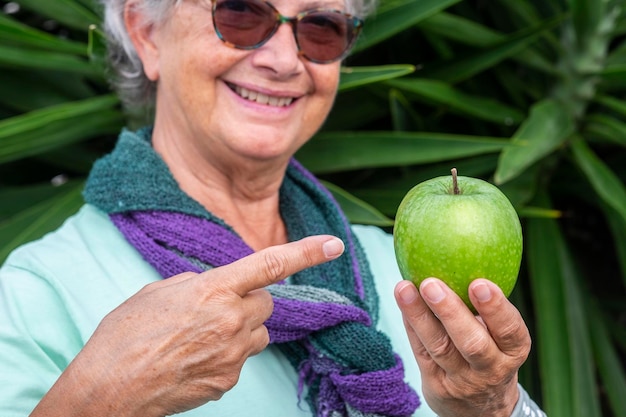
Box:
[300,244,318,268]
[428,333,456,359]
[214,371,241,394]
[499,316,525,342]
[260,250,287,283]
[216,313,246,338]
[257,326,271,349]
[460,332,491,360]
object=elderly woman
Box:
[0,0,546,416]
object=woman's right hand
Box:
[30,235,345,417]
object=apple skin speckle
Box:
[393,173,523,311]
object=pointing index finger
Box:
[205,235,344,297]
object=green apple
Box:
[393,168,522,310]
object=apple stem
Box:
[451,168,460,195]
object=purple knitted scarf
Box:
[83,127,420,417]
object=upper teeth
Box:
[234,86,294,107]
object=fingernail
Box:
[472,282,492,303]
[322,238,344,259]
[421,279,445,303]
[398,281,418,304]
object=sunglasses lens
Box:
[297,12,357,62]
[212,0,361,63]
[213,0,276,48]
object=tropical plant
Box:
[1,0,625,416]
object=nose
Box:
[250,21,304,77]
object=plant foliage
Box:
[1,0,625,415]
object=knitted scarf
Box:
[83,127,420,417]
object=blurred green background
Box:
[0,0,625,415]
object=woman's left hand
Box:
[394,277,531,417]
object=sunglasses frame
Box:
[210,0,364,64]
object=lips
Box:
[228,83,295,107]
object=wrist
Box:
[508,384,547,417]
[30,350,163,417]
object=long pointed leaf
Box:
[14,0,101,31]
[0,45,102,78]
[297,131,511,173]
[571,137,626,224]
[386,78,524,125]
[0,95,119,139]
[601,203,626,290]
[495,99,575,184]
[0,182,84,264]
[557,230,602,417]
[0,95,123,163]
[594,95,626,117]
[0,14,87,55]
[584,114,626,146]
[322,181,394,226]
[527,195,574,417]
[587,298,626,417]
[570,0,605,46]
[339,65,415,91]
[353,0,462,52]
[418,19,559,84]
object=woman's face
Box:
[135,0,347,167]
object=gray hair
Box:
[99,0,377,111]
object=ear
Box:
[125,0,160,81]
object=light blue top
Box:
[0,204,541,416]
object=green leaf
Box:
[0,95,124,163]
[297,131,510,173]
[385,78,524,125]
[322,181,394,226]
[0,45,103,78]
[569,0,605,47]
[497,164,541,208]
[526,197,574,417]
[584,114,626,146]
[418,20,558,84]
[389,89,424,131]
[526,191,603,417]
[353,0,462,52]
[0,182,84,264]
[571,137,626,224]
[0,14,87,55]
[14,0,101,31]
[87,24,108,67]
[0,182,73,220]
[601,203,626,290]
[323,89,390,130]
[495,99,576,184]
[516,206,562,218]
[557,234,603,417]
[0,69,95,112]
[588,299,626,417]
[594,95,626,117]
[0,95,119,139]
[339,65,415,91]
[419,12,504,47]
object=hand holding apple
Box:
[393,277,532,417]
[393,168,523,311]
[392,169,531,416]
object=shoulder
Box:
[352,223,393,241]
[4,204,118,270]
[1,204,159,326]
[351,224,399,277]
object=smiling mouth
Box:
[228,83,295,107]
